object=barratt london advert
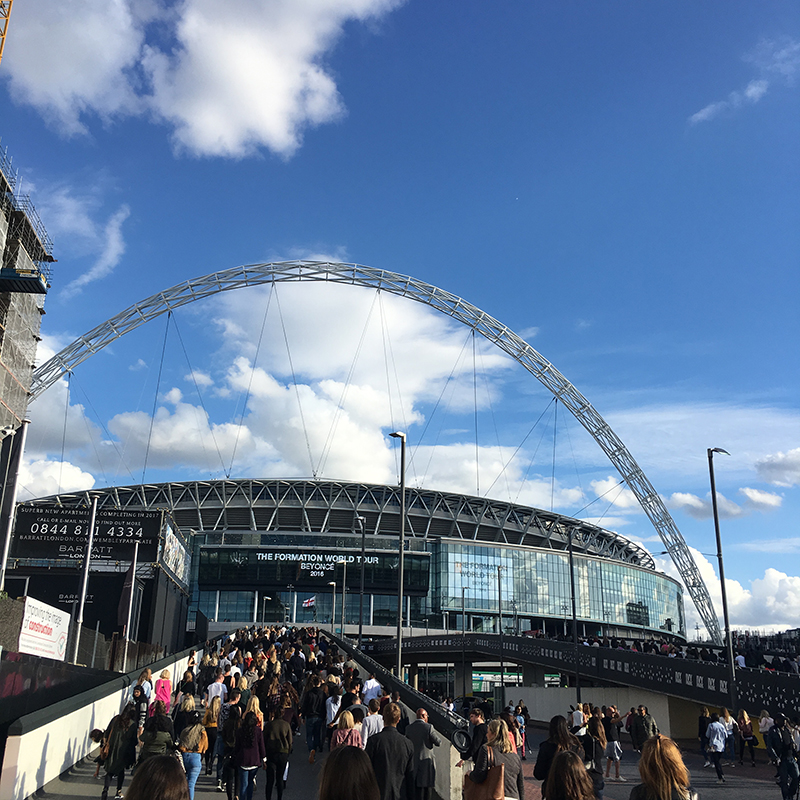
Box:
[19,596,70,661]
[12,504,161,561]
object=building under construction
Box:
[0,145,53,429]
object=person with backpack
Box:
[768,714,800,800]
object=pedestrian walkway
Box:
[25,743,325,800]
[522,723,783,800]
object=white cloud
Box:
[3,0,145,135]
[738,537,800,554]
[755,447,800,487]
[3,0,404,158]
[130,359,148,371]
[61,205,130,297]
[665,487,780,520]
[689,36,800,125]
[33,184,131,295]
[589,476,640,511]
[738,486,782,509]
[517,326,539,341]
[186,370,213,388]
[18,458,95,500]
[656,548,800,635]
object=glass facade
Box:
[191,531,684,639]
[433,539,684,637]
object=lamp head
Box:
[389,431,405,441]
[709,447,730,456]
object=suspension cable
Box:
[514,399,557,505]
[317,290,379,476]
[472,330,479,496]
[69,373,137,485]
[58,371,71,495]
[141,310,171,484]
[416,329,473,485]
[485,396,555,500]
[274,287,315,476]
[572,477,627,518]
[378,292,417,484]
[227,287,274,477]
[550,398,558,512]
[169,313,229,477]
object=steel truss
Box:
[30,261,722,642]
[33,478,654,568]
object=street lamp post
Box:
[340,558,347,636]
[497,565,504,694]
[261,595,272,626]
[390,431,406,678]
[567,527,581,705]
[357,515,367,649]
[461,585,469,699]
[328,581,337,635]
[511,599,518,636]
[708,446,736,710]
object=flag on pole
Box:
[302,596,316,608]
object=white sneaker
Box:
[617,776,627,782]
[703,761,711,768]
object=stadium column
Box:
[522,664,546,686]
[455,661,473,698]
[408,664,418,690]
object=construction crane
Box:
[0,1,13,66]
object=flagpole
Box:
[122,540,139,672]
[72,496,97,664]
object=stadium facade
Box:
[9,478,686,644]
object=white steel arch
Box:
[31,260,722,642]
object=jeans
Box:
[182,752,203,800]
[213,733,226,779]
[101,770,124,799]
[778,758,800,800]
[239,766,258,800]
[306,716,324,752]
[724,734,736,762]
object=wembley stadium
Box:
[9,477,686,646]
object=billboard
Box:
[11,504,161,561]
[161,523,190,586]
[18,596,70,661]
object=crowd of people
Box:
[525,630,800,672]
[89,624,800,800]
[698,705,800,798]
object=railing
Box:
[0,635,226,800]
[363,633,800,715]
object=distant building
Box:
[0,145,53,429]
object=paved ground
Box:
[28,725,780,799]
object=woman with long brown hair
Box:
[534,715,583,796]
[629,735,697,800]
[543,750,594,800]
[585,716,606,798]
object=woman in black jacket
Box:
[468,719,525,799]
[534,715,584,798]
[585,717,606,799]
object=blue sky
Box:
[1,1,798,635]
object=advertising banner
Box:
[11,504,161,561]
[18,596,70,661]
[161,523,191,586]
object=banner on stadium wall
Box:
[18,596,70,661]
[161,522,191,586]
[11,505,161,561]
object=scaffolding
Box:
[0,1,13,66]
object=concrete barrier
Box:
[0,643,209,800]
